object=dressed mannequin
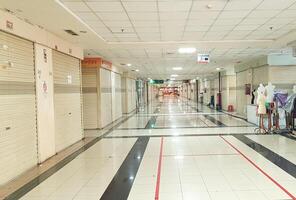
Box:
[293,85,296,93]
[265,82,276,130]
[257,84,266,114]
[257,84,266,132]
[265,82,275,103]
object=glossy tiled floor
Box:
[19,96,296,200]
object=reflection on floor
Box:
[13,97,296,199]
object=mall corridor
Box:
[1,0,296,199]
[0,96,292,200]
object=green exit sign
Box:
[149,79,164,84]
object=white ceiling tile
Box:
[234,25,260,31]
[76,12,98,20]
[109,26,134,33]
[63,2,90,12]
[183,32,205,40]
[239,18,270,25]
[219,11,250,19]
[160,20,186,27]
[187,19,214,26]
[133,20,159,27]
[158,1,192,12]
[214,18,242,25]
[185,25,210,32]
[210,25,235,31]
[129,12,158,21]
[86,20,105,27]
[191,1,227,11]
[104,20,132,27]
[224,0,262,10]
[203,34,225,40]
[189,11,220,19]
[139,33,161,41]
[227,30,252,36]
[86,2,123,12]
[277,10,296,18]
[257,0,296,10]
[159,12,188,20]
[123,2,157,12]
[97,12,129,21]
[267,18,295,25]
[136,27,159,33]
[247,10,280,18]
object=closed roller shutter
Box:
[0,31,37,185]
[82,67,98,129]
[100,68,112,127]
[53,50,83,152]
[111,72,122,121]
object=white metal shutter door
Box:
[53,50,82,152]
[82,67,98,129]
[0,31,37,185]
[112,72,122,120]
[100,68,112,127]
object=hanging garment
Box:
[257,95,267,114]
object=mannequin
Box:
[257,84,266,132]
[265,82,275,103]
[293,85,296,94]
[265,82,275,131]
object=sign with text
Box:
[197,54,210,64]
[101,59,112,70]
[82,58,102,68]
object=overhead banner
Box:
[81,58,102,68]
[197,54,210,64]
[82,57,112,70]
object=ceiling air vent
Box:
[64,29,79,36]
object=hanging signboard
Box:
[197,54,210,64]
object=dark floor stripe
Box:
[4,113,136,200]
[144,116,157,129]
[144,104,160,129]
[234,135,296,179]
[105,132,261,139]
[117,125,255,130]
[100,137,149,200]
[204,114,226,126]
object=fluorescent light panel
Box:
[178,47,196,54]
[173,67,183,71]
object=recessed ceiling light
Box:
[173,67,183,71]
[216,67,221,71]
[135,69,139,72]
[171,74,178,77]
[127,63,132,67]
[170,78,176,81]
[207,4,213,9]
[178,47,196,54]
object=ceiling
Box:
[1,0,296,80]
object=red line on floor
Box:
[220,136,296,200]
[155,137,164,200]
[163,153,238,157]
